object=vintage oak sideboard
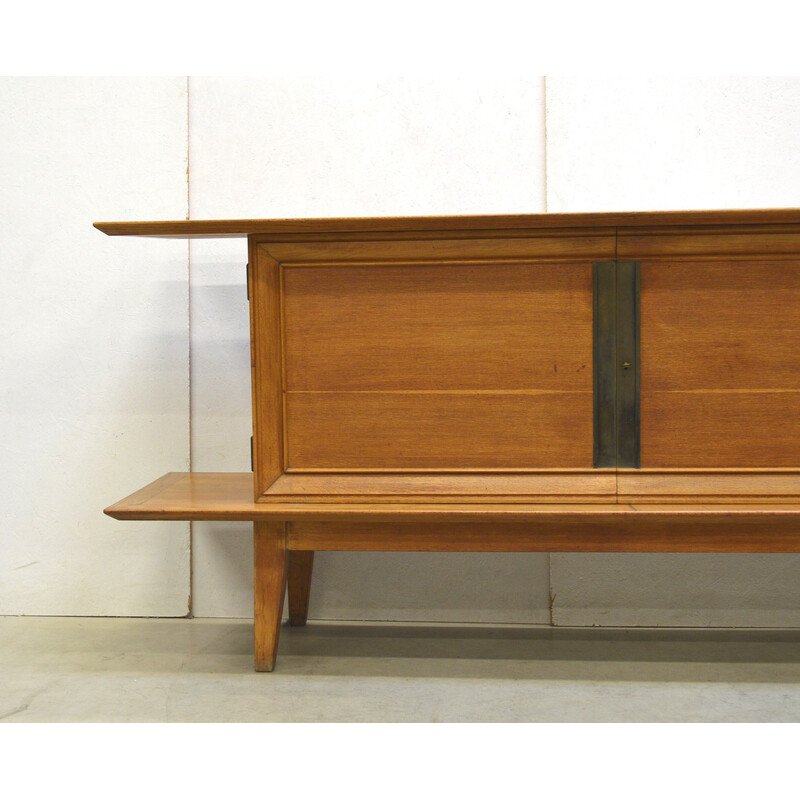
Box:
[100,209,800,671]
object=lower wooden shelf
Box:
[105,472,800,553]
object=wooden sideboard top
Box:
[94,208,800,238]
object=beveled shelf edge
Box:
[105,471,800,521]
[94,208,800,238]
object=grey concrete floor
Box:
[2,616,800,721]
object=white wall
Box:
[4,76,800,626]
[0,78,190,615]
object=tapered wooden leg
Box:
[288,550,315,626]
[253,521,287,672]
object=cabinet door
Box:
[621,230,800,468]
[249,232,616,503]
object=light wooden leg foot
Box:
[288,550,315,626]
[253,521,287,672]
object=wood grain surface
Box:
[287,551,314,627]
[105,473,800,555]
[94,208,800,238]
[618,469,800,503]
[285,391,592,470]
[283,262,593,391]
[249,241,284,497]
[253,521,287,672]
[287,515,800,552]
[618,229,800,259]
[266,235,614,264]
[278,257,595,471]
[639,260,800,467]
[104,471,800,518]
[262,471,616,503]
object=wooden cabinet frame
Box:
[100,210,800,671]
[248,230,614,504]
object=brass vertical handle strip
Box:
[616,261,641,468]
[593,261,640,468]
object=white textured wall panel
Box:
[0,78,190,616]
[545,77,800,212]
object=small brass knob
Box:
[621,361,632,370]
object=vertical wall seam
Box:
[186,76,194,618]
[542,76,548,213]
[614,229,620,505]
[616,230,619,511]
[543,75,553,624]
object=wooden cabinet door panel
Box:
[639,259,800,467]
[282,261,594,470]
[249,233,616,498]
